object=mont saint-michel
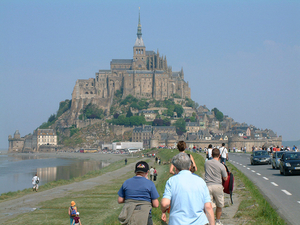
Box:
[8,12,281,153]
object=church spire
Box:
[137,7,142,38]
[134,7,144,47]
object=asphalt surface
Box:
[229,152,300,225]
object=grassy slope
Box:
[5,150,286,225]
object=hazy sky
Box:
[1,1,299,149]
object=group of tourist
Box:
[117,141,229,225]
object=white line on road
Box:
[282,190,292,196]
[297,201,300,204]
[251,170,255,172]
[256,173,261,175]
[243,165,246,167]
[271,182,278,186]
[247,168,250,170]
[263,177,269,180]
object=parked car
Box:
[279,152,300,176]
[250,150,271,165]
[271,151,284,169]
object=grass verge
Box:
[227,163,286,225]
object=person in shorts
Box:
[205,148,228,225]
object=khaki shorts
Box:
[208,185,224,208]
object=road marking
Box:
[256,173,261,175]
[240,164,243,165]
[297,201,300,204]
[271,182,278,186]
[243,165,246,167]
[263,177,269,180]
[251,170,255,172]
[247,168,250,170]
[282,190,292,196]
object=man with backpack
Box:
[205,148,228,225]
[32,173,39,192]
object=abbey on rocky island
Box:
[70,10,191,120]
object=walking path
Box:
[1,156,241,224]
[0,160,138,223]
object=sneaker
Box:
[216,221,223,225]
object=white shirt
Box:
[207,148,213,158]
[32,176,39,185]
[150,168,154,176]
[219,147,228,158]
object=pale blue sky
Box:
[1,1,299,149]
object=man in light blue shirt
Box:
[161,153,215,225]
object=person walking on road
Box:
[149,166,154,181]
[219,143,228,165]
[205,148,228,225]
[117,161,159,225]
[161,153,215,224]
[169,141,197,174]
[153,168,157,181]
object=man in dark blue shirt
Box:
[118,161,159,225]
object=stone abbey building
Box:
[71,11,191,119]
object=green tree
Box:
[174,104,184,117]
[212,107,224,122]
[120,95,137,105]
[57,99,72,118]
[130,116,146,126]
[82,103,104,119]
[189,116,196,122]
[185,98,198,109]
[126,108,133,117]
[47,114,56,123]
[174,118,186,135]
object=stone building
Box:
[8,130,25,152]
[70,10,191,121]
[8,129,57,153]
[37,129,57,147]
[132,125,152,148]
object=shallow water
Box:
[0,154,107,195]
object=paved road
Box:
[229,153,300,225]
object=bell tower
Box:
[133,8,146,70]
